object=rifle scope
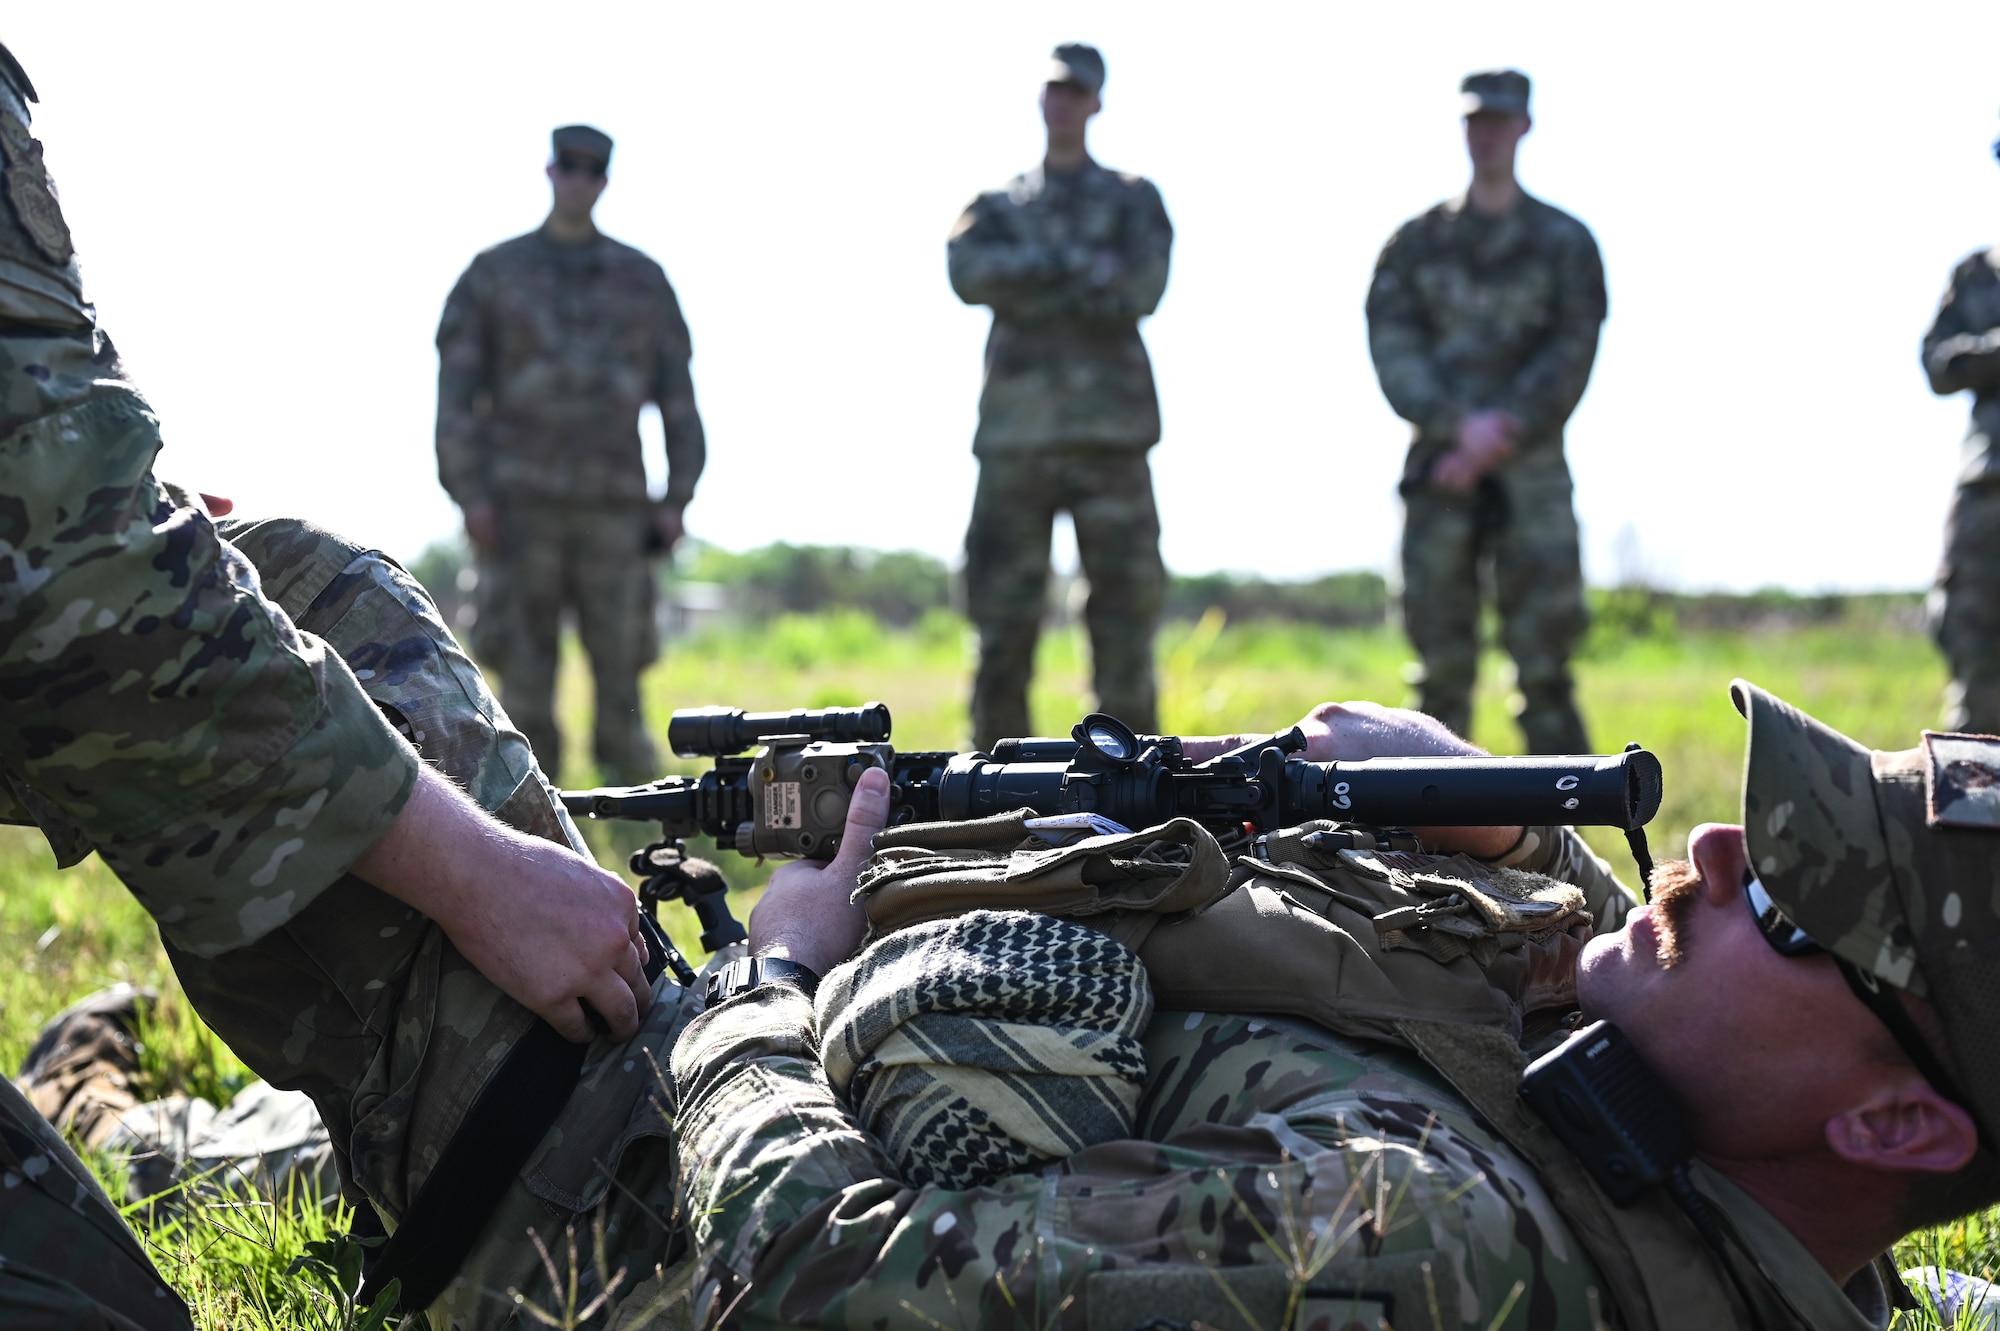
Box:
[668,702,892,757]
[1288,751,1663,832]
[931,748,1662,833]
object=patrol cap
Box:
[1735,679,2000,1139]
[551,124,613,167]
[1047,43,1106,95]
[1461,69,1530,117]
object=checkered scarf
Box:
[816,910,1153,1188]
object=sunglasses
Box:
[554,155,606,179]
[1744,870,1969,1111]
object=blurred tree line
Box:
[407,538,1394,631]
[406,537,1923,638]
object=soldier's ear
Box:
[1826,1080,1979,1176]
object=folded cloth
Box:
[816,909,1153,1187]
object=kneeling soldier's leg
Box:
[0,1078,191,1330]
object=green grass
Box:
[0,604,1987,1326]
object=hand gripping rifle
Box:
[559,702,1665,981]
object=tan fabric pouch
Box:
[859,812,1232,932]
[859,814,1595,1041]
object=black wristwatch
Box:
[704,955,822,1008]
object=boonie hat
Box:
[551,124,613,167]
[1047,43,1106,95]
[1461,69,1530,117]
[1736,679,2000,1140]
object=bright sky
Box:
[8,3,1997,591]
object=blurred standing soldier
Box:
[1923,130,2000,733]
[1368,70,1606,754]
[949,43,1173,751]
[436,124,705,783]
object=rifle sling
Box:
[356,912,674,1313]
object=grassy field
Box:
[0,603,1986,1327]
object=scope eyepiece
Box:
[668,702,893,757]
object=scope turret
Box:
[667,702,893,757]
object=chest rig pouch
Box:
[859,815,1780,1329]
[860,812,1595,1045]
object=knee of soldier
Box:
[1407,649,1477,691]
[1513,664,1578,697]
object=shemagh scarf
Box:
[815,909,1154,1188]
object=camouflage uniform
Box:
[436,218,705,782]
[0,47,415,1330]
[1368,189,1606,753]
[10,511,710,1327]
[670,678,2000,1328]
[669,801,1907,1330]
[1923,246,2000,733]
[949,139,1173,749]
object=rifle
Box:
[560,703,1663,983]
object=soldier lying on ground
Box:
[670,689,2000,1329]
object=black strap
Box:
[356,913,674,1312]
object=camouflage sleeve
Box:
[1486,824,1639,932]
[650,275,706,507]
[946,192,1070,322]
[1495,221,1606,440]
[1924,253,2000,397]
[673,989,1593,1328]
[948,182,1172,328]
[1071,178,1172,324]
[434,262,492,509]
[0,395,419,959]
[1365,224,1462,441]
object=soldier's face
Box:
[547,157,608,218]
[1463,111,1529,173]
[1576,824,1899,1156]
[1040,82,1101,137]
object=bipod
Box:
[630,838,746,986]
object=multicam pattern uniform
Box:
[671,816,1909,1330]
[9,511,708,1327]
[435,228,706,781]
[1923,247,2000,733]
[1367,193,1606,753]
[0,54,413,1330]
[676,993,1606,1330]
[670,828,1629,1331]
[948,161,1172,748]
[137,520,707,1328]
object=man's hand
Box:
[749,766,893,976]
[1182,702,1524,858]
[1183,700,1474,764]
[1429,409,1520,493]
[352,767,651,1042]
[465,501,502,554]
[650,504,686,556]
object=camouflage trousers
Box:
[475,499,661,784]
[0,1076,191,1328]
[1400,463,1591,753]
[1932,480,2000,734]
[965,448,1165,750]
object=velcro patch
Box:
[1924,731,2000,829]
